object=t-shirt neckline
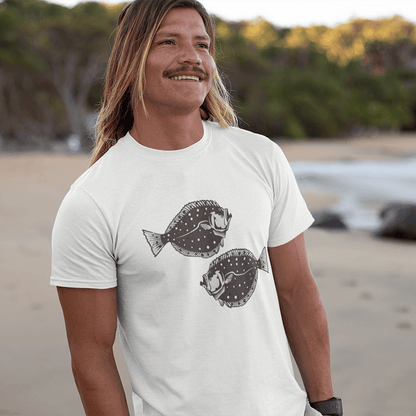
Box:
[120,120,211,161]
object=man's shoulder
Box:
[209,121,281,154]
[71,137,131,196]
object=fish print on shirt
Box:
[200,248,269,308]
[143,200,232,258]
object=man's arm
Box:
[57,287,130,416]
[268,233,334,404]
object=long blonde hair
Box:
[90,0,237,166]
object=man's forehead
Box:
[157,8,209,36]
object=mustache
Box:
[163,65,208,79]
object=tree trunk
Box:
[51,50,103,151]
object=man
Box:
[51,1,342,415]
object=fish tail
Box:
[142,230,165,257]
[258,247,269,273]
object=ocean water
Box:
[291,157,416,230]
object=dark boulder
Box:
[375,203,416,240]
[311,211,348,230]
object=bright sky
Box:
[46,0,416,28]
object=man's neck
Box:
[130,109,204,151]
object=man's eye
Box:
[198,43,209,48]
[160,40,174,45]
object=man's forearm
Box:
[71,347,130,416]
[278,275,334,403]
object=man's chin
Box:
[161,102,206,117]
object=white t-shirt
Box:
[51,121,316,416]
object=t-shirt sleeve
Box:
[268,145,314,247]
[50,186,117,289]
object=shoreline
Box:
[276,132,416,162]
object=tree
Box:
[0,0,53,145]
[2,4,416,144]
[29,1,116,148]
[2,0,117,149]
[240,17,280,49]
[283,16,416,71]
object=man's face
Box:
[143,7,214,116]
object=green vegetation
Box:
[219,17,416,138]
[0,0,415,148]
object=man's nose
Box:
[177,43,202,66]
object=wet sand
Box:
[1,135,415,416]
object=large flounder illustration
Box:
[143,200,232,258]
[201,248,269,308]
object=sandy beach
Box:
[1,134,415,416]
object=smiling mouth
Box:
[169,75,200,81]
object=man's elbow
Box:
[70,340,114,372]
[276,270,318,303]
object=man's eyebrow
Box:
[154,32,210,41]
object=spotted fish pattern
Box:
[143,200,232,258]
[200,248,268,308]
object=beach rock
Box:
[379,203,416,220]
[376,203,416,240]
[311,211,348,230]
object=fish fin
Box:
[219,299,224,307]
[200,223,211,230]
[164,200,220,233]
[233,275,259,307]
[209,248,254,269]
[142,230,165,257]
[171,243,193,257]
[258,247,269,273]
[171,243,217,258]
[224,273,234,284]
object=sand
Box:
[1,135,415,416]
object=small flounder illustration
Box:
[201,248,269,308]
[143,200,232,258]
